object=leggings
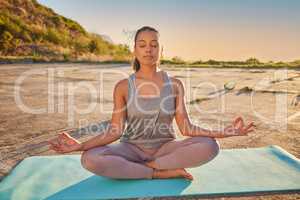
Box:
[80,136,220,179]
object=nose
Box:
[145,44,154,51]
[145,47,151,53]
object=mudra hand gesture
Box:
[223,116,255,137]
[48,132,82,153]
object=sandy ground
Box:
[0,63,299,199]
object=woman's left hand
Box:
[222,116,255,137]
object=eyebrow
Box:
[137,39,158,42]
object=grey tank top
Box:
[119,71,177,149]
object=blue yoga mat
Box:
[0,145,299,200]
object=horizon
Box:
[37,0,300,62]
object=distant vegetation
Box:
[161,57,300,69]
[0,0,131,63]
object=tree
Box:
[0,31,13,55]
[88,39,99,53]
[246,57,260,65]
[45,28,62,45]
[171,56,185,64]
[206,59,219,65]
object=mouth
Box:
[143,56,153,59]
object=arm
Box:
[173,78,254,138]
[49,79,128,153]
[79,79,128,151]
[173,78,225,138]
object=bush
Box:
[88,39,99,53]
[191,60,203,65]
[61,16,86,34]
[114,44,131,56]
[0,31,13,54]
[205,59,220,65]
[51,16,63,27]
[44,28,68,45]
[246,57,260,65]
[21,30,32,42]
[29,24,45,42]
[171,56,185,64]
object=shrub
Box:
[246,57,260,65]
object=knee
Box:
[207,137,220,159]
[194,136,220,159]
[81,150,94,170]
[80,149,106,173]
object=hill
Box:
[0,0,131,62]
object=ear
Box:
[160,45,164,58]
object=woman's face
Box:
[134,30,160,66]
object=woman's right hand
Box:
[48,132,83,153]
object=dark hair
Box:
[133,26,159,72]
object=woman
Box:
[48,26,255,181]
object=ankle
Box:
[145,160,157,169]
[152,169,162,179]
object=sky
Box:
[38,0,300,62]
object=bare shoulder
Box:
[115,78,128,89]
[114,78,128,97]
[169,76,185,95]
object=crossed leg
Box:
[80,142,154,179]
[80,136,220,180]
[147,136,220,170]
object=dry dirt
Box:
[0,63,299,199]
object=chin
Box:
[140,59,157,66]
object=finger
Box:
[239,117,245,129]
[235,117,244,130]
[62,132,71,137]
[245,128,255,134]
[50,142,61,150]
[245,122,255,131]
[49,145,61,152]
[59,132,69,139]
[50,141,65,152]
[58,134,67,142]
[59,132,73,141]
[55,146,64,153]
[241,126,255,135]
[56,138,62,146]
[59,146,68,154]
[48,140,59,148]
[58,132,68,141]
[57,136,68,146]
[233,116,241,125]
[233,117,242,127]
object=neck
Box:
[137,63,161,79]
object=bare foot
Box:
[144,161,157,169]
[152,168,194,181]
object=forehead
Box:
[136,30,159,42]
